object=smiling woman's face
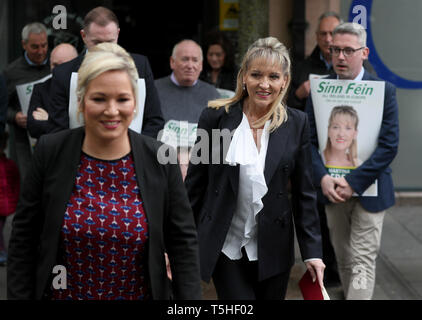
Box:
[243,58,287,112]
[328,113,358,152]
[207,44,226,71]
[81,70,135,144]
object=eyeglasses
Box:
[329,46,365,57]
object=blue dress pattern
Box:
[52,152,150,300]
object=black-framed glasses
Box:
[329,46,365,57]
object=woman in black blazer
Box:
[7,43,201,300]
[185,37,325,300]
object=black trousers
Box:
[212,251,291,300]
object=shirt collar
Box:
[354,67,365,81]
[24,51,48,66]
[319,52,332,70]
[170,72,198,87]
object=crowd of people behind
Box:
[0,6,398,301]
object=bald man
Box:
[155,39,220,124]
[154,40,219,180]
[27,43,78,139]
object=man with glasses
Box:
[288,12,375,111]
[305,22,399,300]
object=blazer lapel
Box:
[129,130,155,233]
[220,103,243,196]
[49,128,84,242]
[362,70,374,81]
[264,118,291,185]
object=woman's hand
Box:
[305,259,326,289]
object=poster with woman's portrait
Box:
[310,78,385,196]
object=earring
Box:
[242,83,246,91]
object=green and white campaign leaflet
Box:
[16,74,52,151]
[16,74,52,116]
[310,77,385,197]
[159,120,198,149]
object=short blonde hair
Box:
[208,37,291,132]
[77,43,139,116]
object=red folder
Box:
[298,270,325,300]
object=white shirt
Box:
[222,112,322,264]
[222,113,270,261]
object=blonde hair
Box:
[208,36,291,132]
[324,105,359,167]
[77,42,139,118]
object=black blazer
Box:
[185,102,323,282]
[48,53,164,138]
[7,127,201,300]
[27,78,52,139]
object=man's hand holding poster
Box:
[310,77,385,197]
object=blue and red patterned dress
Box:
[52,152,150,300]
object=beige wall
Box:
[268,0,293,50]
[305,0,340,57]
[265,0,343,57]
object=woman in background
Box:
[200,30,238,92]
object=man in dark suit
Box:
[48,6,164,138]
[27,43,78,139]
[305,22,399,299]
[3,22,50,184]
[288,12,376,111]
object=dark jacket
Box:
[185,102,323,282]
[7,127,201,300]
[0,74,7,135]
[305,70,399,212]
[27,78,52,139]
[48,53,164,138]
[3,56,51,182]
[199,68,238,92]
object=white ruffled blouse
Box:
[222,113,270,261]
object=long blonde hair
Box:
[208,36,291,132]
[324,105,359,167]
